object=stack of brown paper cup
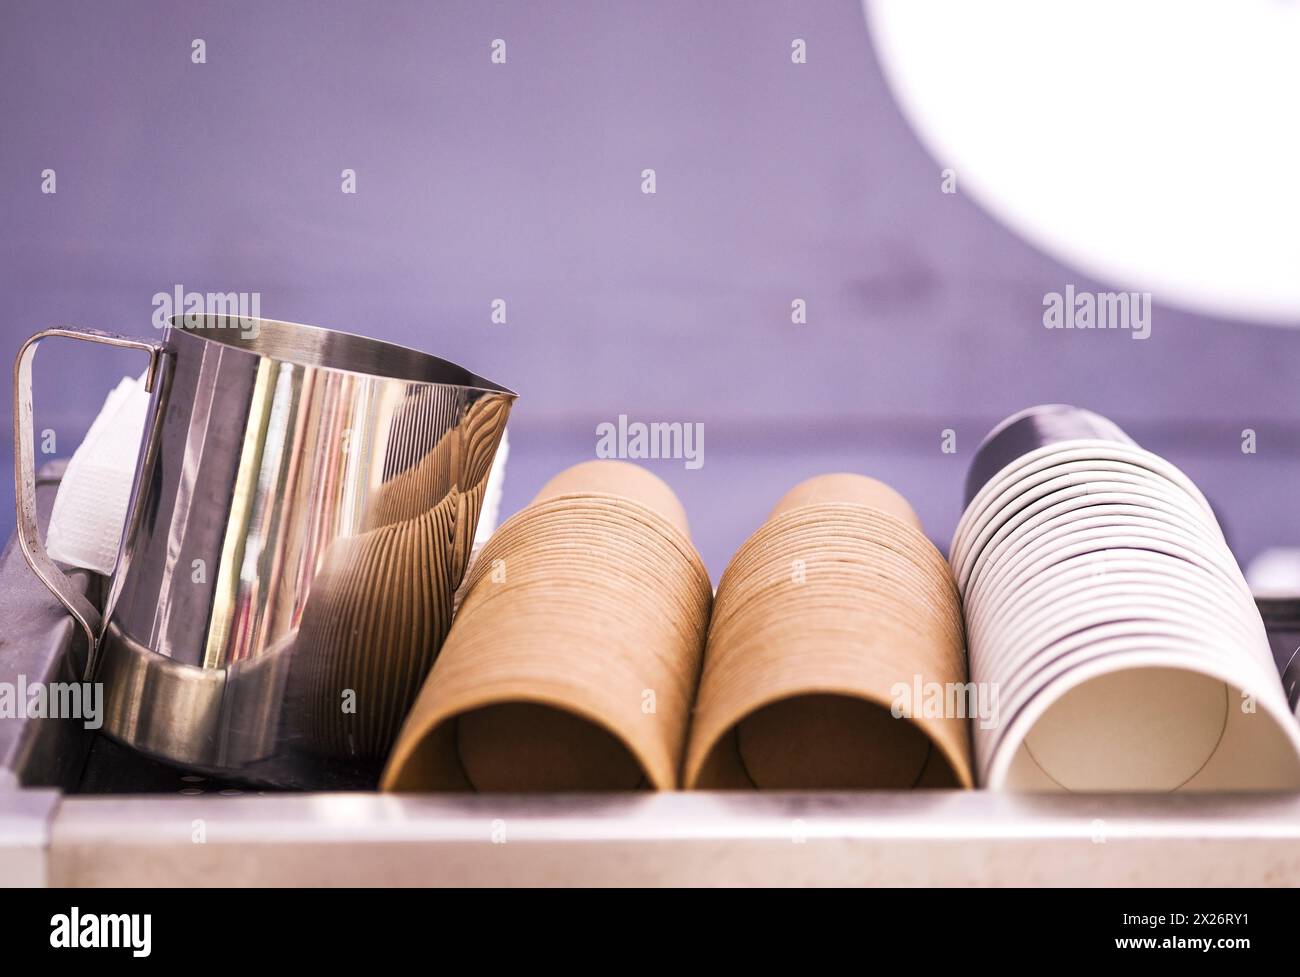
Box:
[381,460,712,791]
[684,474,973,789]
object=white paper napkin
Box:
[46,374,152,575]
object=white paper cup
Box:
[958,451,1217,562]
[973,562,1268,673]
[957,440,1214,548]
[986,619,1283,746]
[963,500,1237,621]
[981,599,1267,707]
[959,478,1226,586]
[956,473,1220,590]
[968,521,1257,638]
[957,411,1300,791]
[978,575,1263,669]
[956,478,1220,596]
[983,648,1300,792]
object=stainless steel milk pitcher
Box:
[13,315,515,786]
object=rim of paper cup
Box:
[954,466,1220,588]
[955,439,1213,551]
[953,441,1214,565]
[965,519,1255,628]
[965,510,1253,628]
[982,641,1287,774]
[976,589,1267,693]
[972,550,1263,657]
[983,622,1281,756]
[956,475,1219,594]
[962,498,1233,613]
[983,647,1300,790]
[980,604,1264,702]
[974,570,1265,671]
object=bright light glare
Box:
[866,0,1300,326]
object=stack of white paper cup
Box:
[952,405,1300,791]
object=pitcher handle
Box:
[12,327,166,679]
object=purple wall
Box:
[3,0,1298,577]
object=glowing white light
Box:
[866,0,1300,325]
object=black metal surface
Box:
[74,734,264,795]
[1258,597,1300,712]
[0,461,96,792]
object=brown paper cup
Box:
[685,474,974,789]
[770,472,924,532]
[535,459,691,537]
[382,461,711,791]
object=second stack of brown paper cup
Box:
[684,474,973,789]
[381,460,712,791]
